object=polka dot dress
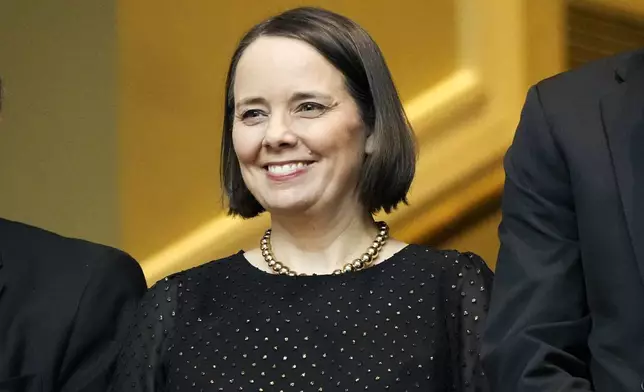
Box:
[111,244,493,391]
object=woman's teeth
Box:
[267,162,310,174]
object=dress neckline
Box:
[236,244,415,280]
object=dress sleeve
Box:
[109,275,181,392]
[445,252,494,392]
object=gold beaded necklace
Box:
[260,221,389,276]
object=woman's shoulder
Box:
[400,244,493,281]
[400,245,493,314]
[129,253,248,329]
[147,251,247,291]
[402,243,488,265]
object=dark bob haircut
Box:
[221,7,416,218]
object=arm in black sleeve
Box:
[481,85,593,391]
[58,249,147,392]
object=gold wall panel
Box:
[0,1,120,246]
[437,207,502,270]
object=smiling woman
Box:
[222,15,416,222]
[231,35,378,224]
[111,7,493,392]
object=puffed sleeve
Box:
[110,275,182,392]
[445,252,493,391]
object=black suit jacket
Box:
[0,218,146,392]
[482,49,644,391]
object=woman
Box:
[111,7,493,391]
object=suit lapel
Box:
[601,52,644,284]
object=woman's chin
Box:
[264,201,312,215]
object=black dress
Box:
[111,244,493,391]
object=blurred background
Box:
[1,0,643,285]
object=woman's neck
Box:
[267,207,379,275]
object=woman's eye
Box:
[296,102,327,117]
[241,109,264,119]
[238,109,267,125]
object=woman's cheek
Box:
[232,129,262,164]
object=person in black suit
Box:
[0,79,147,392]
[481,49,644,391]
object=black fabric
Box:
[111,244,493,391]
[482,49,644,392]
[0,218,147,392]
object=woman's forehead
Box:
[234,37,345,99]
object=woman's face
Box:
[232,36,372,217]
